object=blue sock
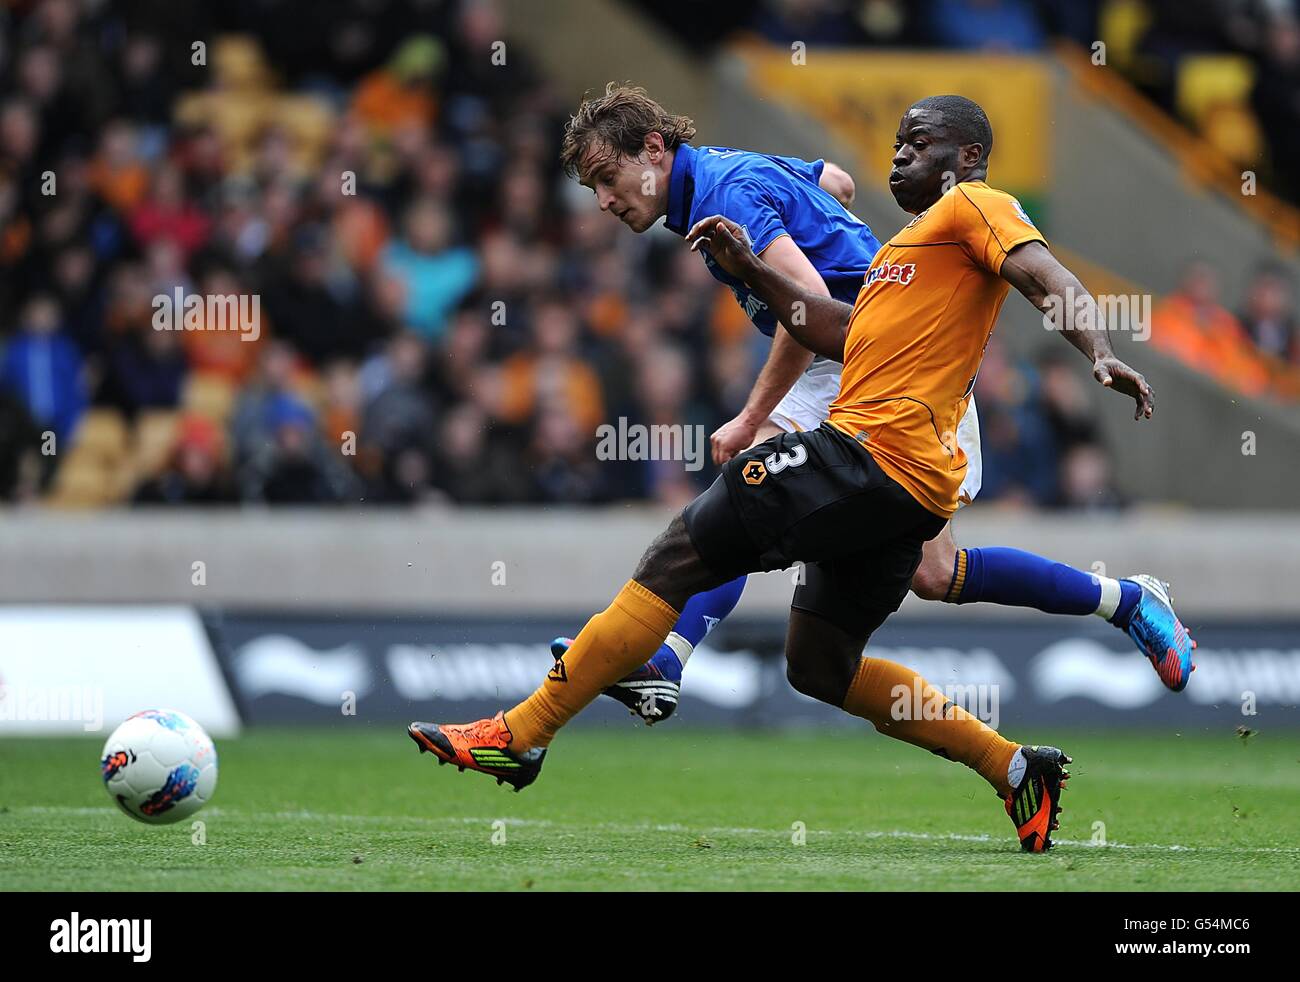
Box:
[1111,579,1142,628]
[948,547,1140,625]
[654,575,746,668]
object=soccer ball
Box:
[100,709,218,825]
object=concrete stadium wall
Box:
[1,508,1295,619]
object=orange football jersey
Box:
[828,181,1046,517]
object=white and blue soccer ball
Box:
[100,709,218,825]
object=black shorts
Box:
[683,423,947,637]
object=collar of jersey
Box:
[665,143,697,236]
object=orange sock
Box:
[842,657,1020,796]
[505,580,679,750]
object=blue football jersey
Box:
[663,144,882,337]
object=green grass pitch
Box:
[2,726,1297,890]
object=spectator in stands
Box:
[0,389,45,501]
[1151,260,1271,396]
[971,337,1059,507]
[1036,349,1103,451]
[0,294,87,443]
[129,162,211,255]
[229,340,304,472]
[262,223,380,367]
[431,401,528,504]
[496,293,605,434]
[179,264,263,383]
[630,342,715,507]
[1239,263,1298,364]
[133,415,236,505]
[238,392,362,504]
[351,35,443,139]
[86,119,150,215]
[0,0,1125,512]
[50,244,107,359]
[927,0,1047,51]
[378,196,478,342]
[1056,442,1126,512]
[359,332,438,502]
[528,400,608,504]
[102,317,188,419]
[1251,14,1300,205]
[748,0,872,46]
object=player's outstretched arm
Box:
[1001,241,1155,421]
[686,215,853,361]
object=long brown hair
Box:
[560,82,697,178]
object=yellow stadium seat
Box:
[134,409,181,480]
[1202,104,1265,168]
[1099,0,1153,75]
[183,372,237,422]
[1176,55,1263,168]
[46,455,117,508]
[72,408,129,465]
[1176,55,1256,128]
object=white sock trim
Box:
[1094,576,1122,619]
[663,631,693,667]
[1006,748,1027,790]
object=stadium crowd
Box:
[648,0,1300,206]
[0,0,1290,511]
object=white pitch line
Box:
[11,806,1297,855]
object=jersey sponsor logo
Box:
[865,261,917,288]
[1011,198,1037,228]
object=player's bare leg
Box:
[783,608,1069,852]
[550,419,787,724]
[910,524,1196,691]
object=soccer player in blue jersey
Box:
[553,84,1194,721]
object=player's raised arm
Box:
[1000,240,1155,421]
[687,215,853,361]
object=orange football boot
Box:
[407,712,546,791]
[1003,745,1071,852]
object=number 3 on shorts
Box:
[764,445,807,474]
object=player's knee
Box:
[785,661,847,705]
[911,553,954,602]
[785,654,853,706]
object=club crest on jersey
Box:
[865,261,917,288]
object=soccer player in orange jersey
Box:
[410,96,1181,852]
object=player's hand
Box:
[686,215,757,279]
[710,413,760,466]
[1093,356,1154,420]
